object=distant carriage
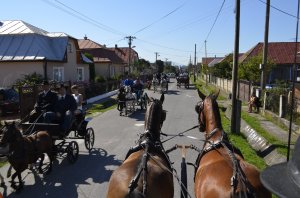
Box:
[118,86,148,116]
[176,75,189,89]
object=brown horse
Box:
[107,94,174,198]
[0,122,53,191]
[194,90,271,198]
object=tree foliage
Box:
[156,60,164,73]
[15,72,44,86]
[238,54,274,82]
[134,58,151,72]
[210,54,233,79]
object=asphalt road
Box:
[0,78,205,198]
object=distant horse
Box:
[0,122,53,191]
[193,89,271,198]
[107,94,174,198]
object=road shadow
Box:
[128,110,145,122]
[4,148,121,198]
[166,90,180,95]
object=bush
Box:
[15,72,44,87]
[95,75,106,83]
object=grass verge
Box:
[220,110,267,169]
[86,98,117,116]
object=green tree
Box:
[211,54,233,79]
[84,52,95,82]
[15,72,44,86]
[134,58,151,72]
[238,54,274,82]
[156,60,164,73]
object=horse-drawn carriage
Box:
[118,86,148,116]
[176,74,189,89]
[21,110,95,163]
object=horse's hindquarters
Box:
[107,152,174,198]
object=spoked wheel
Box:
[84,127,95,151]
[67,141,79,164]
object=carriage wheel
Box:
[67,141,79,164]
[84,128,95,151]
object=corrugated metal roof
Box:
[0,20,49,35]
[0,34,68,61]
[0,20,69,61]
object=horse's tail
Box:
[125,190,145,198]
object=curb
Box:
[224,106,286,166]
[241,122,286,166]
[86,90,118,104]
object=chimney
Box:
[115,44,118,49]
[84,35,87,40]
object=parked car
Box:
[0,88,20,116]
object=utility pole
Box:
[155,52,159,72]
[287,0,300,161]
[205,40,208,85]
[261,0,270,92]
[125,36,136,74]
[231,0,240,134]
[194,44,197,82]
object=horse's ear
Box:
[214,89,220,100]
[160,93,165,104]
[4,121,8,126]
[197,89,206,100]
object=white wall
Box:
[0,61,43,87]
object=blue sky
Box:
[2,0,299,65]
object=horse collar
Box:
[206,128,219,140]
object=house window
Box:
[68,42,72,53]
[110,65,115,77]
[77,67,84,81]
[53,67,64,82]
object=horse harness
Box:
[192,128,257,198]
[125,131,172,195]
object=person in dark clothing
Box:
[44,84,77,136]
[156,73,161,85]
[117,87,126,115]
[132,78,144,100]
[30,80,58,122]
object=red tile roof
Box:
[108,47,138,64]
[239,42,300,64]
[78,38,103,49]
[202,57,216,65]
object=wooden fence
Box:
[19,80,119,119]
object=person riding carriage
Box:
[132,77,144,101]
[43,83,77,137]
[29,80,58,123]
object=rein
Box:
[161,125,199,143]
[192,128,256,197]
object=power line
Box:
[133,0,190,35]
[42,0,127,36]
[137,38,193,53]
[257,0,298,19]
[204,0,226,42]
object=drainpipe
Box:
[43,59,48,80]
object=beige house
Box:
[78,37,139,78]
[0,20,91,87]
